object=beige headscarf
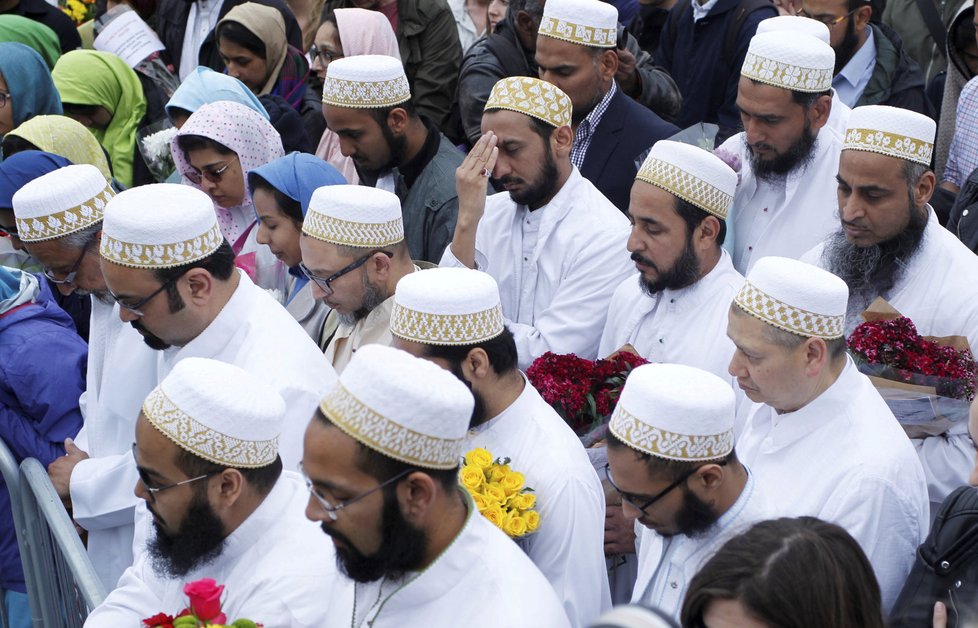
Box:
[218,3,288,97]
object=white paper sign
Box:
[93,10,165,68]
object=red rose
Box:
[142,613,174,628]
[184,578,225,621]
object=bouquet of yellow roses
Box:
[459,448,540,539]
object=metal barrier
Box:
[0,437,44,628]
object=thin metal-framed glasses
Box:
[796,6,860,27]
[0,90,11,110]
[299,250,393,297]
[109,272,183,317]
[605,462,703,517]
[132,444,219,503]
[183,156,238,185]
[300,463,414,521]
[42,239,94,285]
[309,44,344,65]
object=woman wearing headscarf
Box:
[51,50,147,188]
[0,42,62,138]
[0,16,60,69]
[311,8,401,184]
[248,152,344,338]
[3,115,114,184]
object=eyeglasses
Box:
[796,6,860,27]
[309,44,344,65]
[0,223,17,238]
[42,239,93,285]
[300,463,414,521]
[132,444,220,503]
[183,156,237,185]
[605,462,710,517]
[0,91,11,110]
[109,273,183,317]
[299,250,393,297]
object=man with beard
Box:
[389,267,609,627]
[533,0,678,213]
[599,140,742,381]
[605,363,768,623]
[85,358,336,626]
[321,55,463,263]
[11,163,159,591]
[302,344,571,627]
[728,256,929,611]
[299,184,420,372]
[805,105,978,514]
[715,30,842,273]
[443,77,632,368]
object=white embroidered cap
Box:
[12,164,112,243]
[303,184,404,248]
[391,267,505,346]
[484,76,573,129]
[756,15,830,44]
[322,54,411,108]
[100,184,224,268]
[609,363,735,461]
[318,344,474,469]
[636,140,738,220]
[734,256,848,339]
[741,30,835,93]
[843,104,936,166]
[142,357,286,468]
[539,0,618,48]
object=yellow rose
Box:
[499,471,525,496]
[516,492,536,511]
[483,482,506,503]
[502,511,528,537]
[459,464,485,492]
[472,492,491,512]
[483,504,505,528]
[488,463,511,483]
[524,510,541,532]
[464,448,493,470]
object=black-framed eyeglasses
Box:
[0,91,11,110]
[299,250,393,297]
[109,272,183,317]
[132,443,220,503]
[299,462,413,522]
[605,462,709,517]
[0,223,18,238]
[797,6,860,27]
[42,239,94,285]
[183,156,238,185]
[309,44,344,65]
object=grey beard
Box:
[337,273,387,327]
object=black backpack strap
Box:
[915,0,948,58]
[723,0,775,61]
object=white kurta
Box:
[324,295,396,374]
[464,379,610,628]
[70,298,160,590]
[85,474,337,627]
[737,359,929,612]
[324,493,571,628]
[631,471,770,623]
[440,168,632,369]
[720,125,843,274]
[598,251,742,380]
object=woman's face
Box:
[218,36,268,94]
[0,73,13,135]
[487,0,509,32]
[310,21,343,80]
[186,146,245,208]
[253,187,303,267]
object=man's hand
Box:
[605,504,637,555]
[615,48,640,97]
[47,437,89,503]
[451,132,497,268]
[933,601,947,628]
[772,0,799,15]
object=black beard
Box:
[571,84,605,126]
[337,270,388,327]
[746,121,818,183]
[660,487,721,539]
[500,143,560,209]
[448,361,488,428]
[131,319,172,351]
[321,487,428,583]
[147,491,227,578]
[381,122,408,172]
[834,18,861,75]
[633,232,700,295]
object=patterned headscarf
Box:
[6,115,113,182]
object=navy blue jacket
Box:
[581,87,679,213]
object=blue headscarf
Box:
[249,152,345,220]
[0,42,62,128]
[166,66,270,122]
[0,150,71,208]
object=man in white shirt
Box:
[303,344,571,627]
[606,363,769,623]
[86,358,336,627]
[599,140,741,381]
[716,30,842,273]
[390,267,610,627]
[729,256,929,611]
[442,76,632,368]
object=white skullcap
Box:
[539,0,618,48]
[12,164,112,243]
[302,184,404,248]
[734,256,848,339]
[636,141,737,220]
[322,54,411,108]
[391,268,504,346]
[142,357,286,468]
[741,30,835,93]
[756,15,830,43]
[609,363,735,462]
[484,77,573,129]
[318,344,474,469]
[100,184,223,268]
[843,104,936,166]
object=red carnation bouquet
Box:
[527,350,648,445]
[143,578,263,628]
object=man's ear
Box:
[398,471,438,523]
[184,268,214,304]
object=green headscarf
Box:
[0,16,60,69]
[7,115,113,181]
[52,50,146,187]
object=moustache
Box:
[497,175,523,187]
[319,522,354,548]
[630,251,657,270]
[748,142,774,153]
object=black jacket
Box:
[856,22,932,117]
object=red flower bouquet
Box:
[142,578,263,628]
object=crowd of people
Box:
[1,0,978,624]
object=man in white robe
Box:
[716,30,843,274]
[390,267,610,627]
[85,359,336,627]
[606,363,769,623]
[599,140,742,381]
[12,164,159,590]
[303,345,570,627]
[441,76,632,369]
[729,256,929,612]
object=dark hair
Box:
[422,327,519,376]
[175,135,235,163]
[791,89,832,110]
[952,7,977,52]
[61,103,102,117]
[729,304,848,360]
[675,197,726,246]
[365,100,419,129]
[248,172,303,224]
[681,517,885,628]
[320,10,338,29]
[511,0,544,21]
[606,430,737,482]
[167,106,193,125]
[217,20,267,60]
[152,240,236,312]
[175,447,283,497]
[1,134,39,158]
